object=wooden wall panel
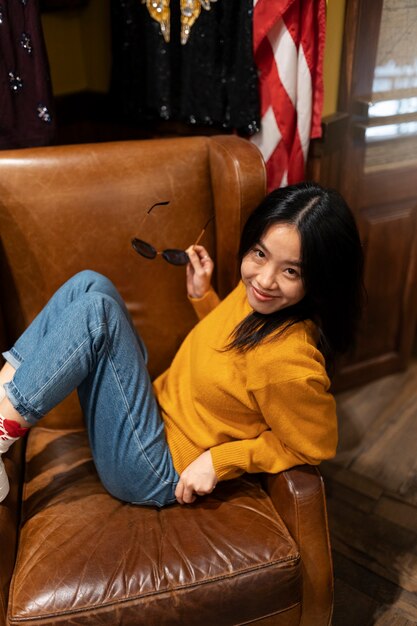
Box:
[309,0,417,390]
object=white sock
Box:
[0,457,10,503]
[0,412,29,503]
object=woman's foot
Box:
[0,456,10,502]
[0,365,29,502]
[0,415,29,502]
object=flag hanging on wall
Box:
[251,0,326,191]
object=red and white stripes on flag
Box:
[251,0,326,191]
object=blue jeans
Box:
[2,271,179,507]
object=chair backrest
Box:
[0,135,266,426]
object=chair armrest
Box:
[264,465,333,626]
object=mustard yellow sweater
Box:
[153,281,337,481]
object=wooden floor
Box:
[323,351,417,625]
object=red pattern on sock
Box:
[1,419,29,438]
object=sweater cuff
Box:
[210,442,248,481]
[188,287,221,320]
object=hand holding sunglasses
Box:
[131,201,214,266]
[185,244,214,299]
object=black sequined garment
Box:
[0,0,55,149]
[110,0,260,136]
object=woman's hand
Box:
[186,245,214,299]
[175,450,218,505]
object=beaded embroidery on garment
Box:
[142,0,218,44]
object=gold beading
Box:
[142,0,218,45]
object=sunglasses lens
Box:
[131,239,157,259]
[162,249,189,266]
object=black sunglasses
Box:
[131,201,214,266]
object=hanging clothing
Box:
[110,0,260,135]
[0,0,55,149]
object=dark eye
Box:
[285,267,300,278]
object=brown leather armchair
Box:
[0,136,333,626]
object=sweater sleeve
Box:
[210,371,338,481]
[188,286,221,320]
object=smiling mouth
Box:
[251,285,280,301]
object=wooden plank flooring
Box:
[323,352,417,624]
[332,551,417,625]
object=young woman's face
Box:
[241,222,305,314]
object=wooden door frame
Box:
[309,0,417,391]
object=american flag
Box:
[251,0,326,191]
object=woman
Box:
[0,182,364,506]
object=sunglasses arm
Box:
[192,216,214,247]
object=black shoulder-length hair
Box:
[227,182,365,375]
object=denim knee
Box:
[72,270,118,295]
[4,292,124,424]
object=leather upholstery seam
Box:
[235,601,302,625]
[8,556,301,622]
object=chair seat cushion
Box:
[8,427,302,626]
